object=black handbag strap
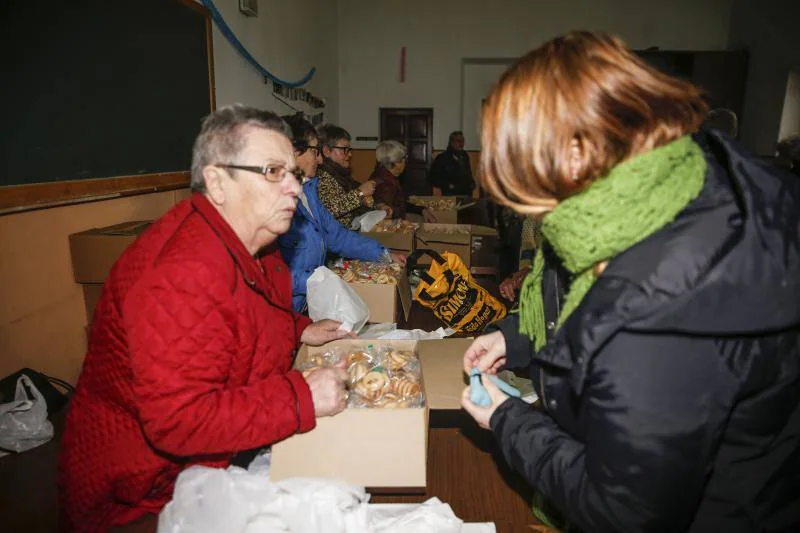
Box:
[407,249,455,302]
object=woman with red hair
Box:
[462,32,800,532]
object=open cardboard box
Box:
[408,196,475,224]
[348,272,413,324]
[269,337,473,491]
[359,229,415,254]
[415,224,498,269]
[69,221,152,283]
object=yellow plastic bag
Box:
[410,250,507,333]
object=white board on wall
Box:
[461,61,514,151]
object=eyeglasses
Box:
[217,163,304,183]
[292,140,322,157]
[331,145,352,155]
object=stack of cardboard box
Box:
[414,223,499,274]
[69,221,152,331]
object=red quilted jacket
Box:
[58,194,315,532]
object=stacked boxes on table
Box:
[69,221,152,328]
[415,223,499,273]
[360,219,417,254]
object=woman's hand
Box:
[300,319,355,346]
[390,252,407,266]
[463,331,507,375]
[422,208,437,223]
[499,277,516,301]
[359,180,376,196]
[304,364,350,417]
[377,203,393,217]
[500,267,532,301]
[461,375,509,430]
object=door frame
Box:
[379,107,434,166]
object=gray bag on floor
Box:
[0,374,54,455]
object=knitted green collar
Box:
[519,135,707,350]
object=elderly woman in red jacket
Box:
[59,105,351,532]
[371,140,437,222]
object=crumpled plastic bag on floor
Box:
[0,374,54,456]
[158,466,494,533]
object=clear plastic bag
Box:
[345,345,425,409]
[306,266,370,333]
[0,374,54,454]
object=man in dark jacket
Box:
[428,131,475,196]
[463,131,800,532]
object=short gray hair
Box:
[190,104,291,193]
[376,140,407,169]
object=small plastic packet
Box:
[344,345,425,409]
[297,347,343,373]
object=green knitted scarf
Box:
[519,135,707,350]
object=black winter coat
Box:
[490,131,800,533]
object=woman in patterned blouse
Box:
[316,124,377,227]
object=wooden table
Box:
[371,276,539,531]
[0,277,539,532]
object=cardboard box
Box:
[269,338,473,490]
[415,224,498,270]
[360,230,415,254]
[82,283,104,323]
[348,273,413,324]
[408,196,475,224]
[69,221,151,283]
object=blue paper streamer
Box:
[200,0,316,88]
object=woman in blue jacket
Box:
[279,115,405,312]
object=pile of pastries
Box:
[329,259,403,285]
[422,224,471,235]
[409,197,459,210]
[300,346,425,409]
[370,219,418,234]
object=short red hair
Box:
[480,31,708,213]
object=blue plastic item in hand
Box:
[468,368,522,406]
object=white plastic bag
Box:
[158,466,371,533]
[0,374,54,455]
[158,466,495,533]
[307,266,370,333]
[358,323,456,340]
[351,210,387,232]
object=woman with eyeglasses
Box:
[279,115,406,313]
[370,140,437,223]
[461,32,800,532]
[315,124,377,227]
[59,106,354,531]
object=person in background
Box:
[462,32,800,532]
[498,216,541,302]
[428,130,475,196]
[279,115,406,313]
[776,135,800,177]
[59,105,351,532]
[370,140,437,222]
[316,124,376,227]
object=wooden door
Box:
[380,108,433,196]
